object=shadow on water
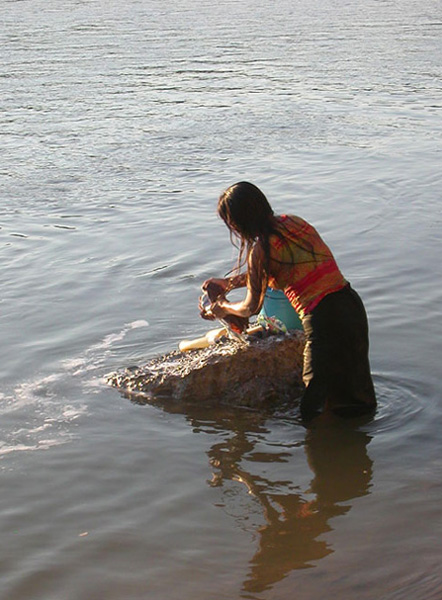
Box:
[126,391,374,597]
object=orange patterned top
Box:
[267,215,347,317]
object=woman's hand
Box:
[201,274,247,293]
[201,277,229,292]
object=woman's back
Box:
[268,215,347,316]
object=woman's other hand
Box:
[199,298,229,320]
[210,301,229,319]
[199,294,216,320]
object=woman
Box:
[201,181,376,420]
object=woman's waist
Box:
[287,281,348,316]
[269,267,347,316]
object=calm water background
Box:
[1,0,441,598]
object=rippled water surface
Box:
[1,0,441,598]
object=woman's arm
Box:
[211,244,265,319]
[199,274,249,321]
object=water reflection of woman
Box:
[201,182,376,420]
[206,413,374,595]
[127,391,374,596]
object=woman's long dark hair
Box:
[218,182,325,304]
[217,182,277,300]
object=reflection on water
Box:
[211,414,373,595]
[130,393,373,596]
[248,419,372,594]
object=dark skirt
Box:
[300,284,377,420]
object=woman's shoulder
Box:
[276,214,309,229]
[277,213,303,221]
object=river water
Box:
[1,0,441,598]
